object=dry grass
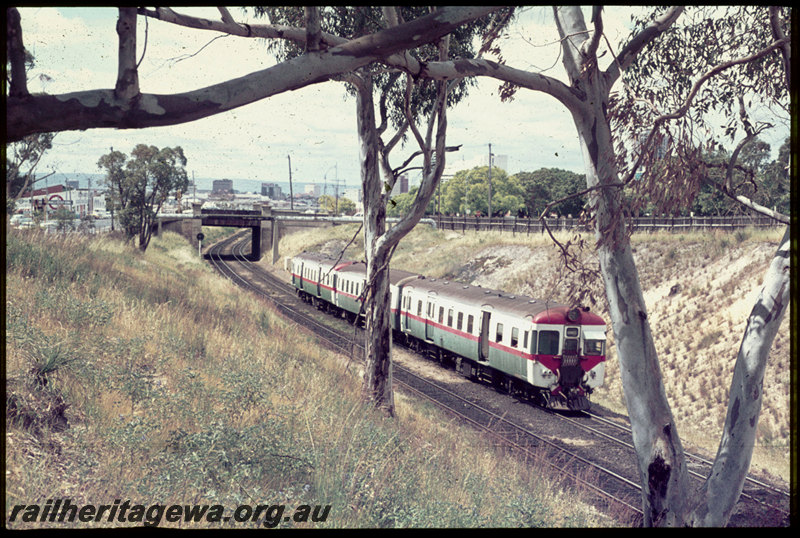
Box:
[273,224,791,482]
[6,229,609,528]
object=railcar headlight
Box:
[567,307,581,322]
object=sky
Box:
[15,7,790,190]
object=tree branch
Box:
[6,7,29,98]
[606,6,685,85]
[583,6,604,60]
[8,6,501,142]
[115,7,140,102]
[769,7,791,90]
[702,176,790,224]
[620,35,791,186]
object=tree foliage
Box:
[611,6,791,224]
[254,6,499,129]
[317,194,356,216]
[97,144,188,251]
[514,168,587,217]
[440,166,524,217]
[386,185,435,218]
[686,137,790,217]
[6,133,55,216]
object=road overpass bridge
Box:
[155,203,339,262]
[156,203,438,263]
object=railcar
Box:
[289,251,606,411]
[290,252,353,311]
[291,252,420,326]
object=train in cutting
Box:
[288,251,607,411]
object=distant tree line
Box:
[389,136,789,219]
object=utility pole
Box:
[288,155,294,210]
[334,163,339,215]
[487,143,493,222]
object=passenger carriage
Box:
[397,277,606,410]
[289,252,606,411]
[290,252,353,310]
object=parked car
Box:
[10,215,34,228]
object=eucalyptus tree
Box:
[396,6,790,526]
[6,132,55,220]
[256,6,509,415]
[5,40,56,222]
[97,144,189,251]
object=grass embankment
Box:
[5,229,613,529]
[276,223,791,482]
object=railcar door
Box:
[299,262,305,290]
[425,301,435,342]
[402,294,410,331]
[316,267,322,297]
[561,326,582,387]
[479,310,492,362]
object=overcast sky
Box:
[16,7,789,189]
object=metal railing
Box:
[434,214,783,234]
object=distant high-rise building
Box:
[212,179,233,194]
[261,182,283,199]
[484,154,508,172]
[304,183,322,197]
[390,173,409,197]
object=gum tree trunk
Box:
[688,226,790,526]
[357,74,395,416]
[553,6,692,525]
[569,97,690,527]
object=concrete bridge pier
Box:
[272,219,281,264]
[191,202,203,251]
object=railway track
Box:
[205,231,791,527]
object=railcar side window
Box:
[511,327,519,348]
[496,323,504,343]
[538,330,559,355]
[530,331,538,353]
[457,312,463,331]
[417,300,423,317]
[438,307,444,324]
[584,339,605,355]
[467,315,474,334]
[523,331,529,350]
[447,308,453,327]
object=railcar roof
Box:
[403,277,602,323]
[294,251,347,265]
[336,262,421,286]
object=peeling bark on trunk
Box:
[688,226,790,526]
[572,104,690,526]
[357,75,395,416]
[555,6,690,526]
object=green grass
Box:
[6,228,612,529]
